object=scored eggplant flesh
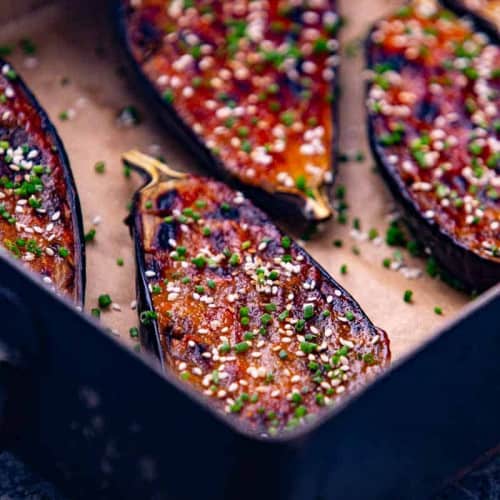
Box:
[118,0,340,222]
[0,60,84,304]
[366,0,500,291]
[125,151,390,435]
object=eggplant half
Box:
[123,150,390,435]
[116,0,340,223]
[441,0,500,35]
[366,0,500,292]
[0,60,85,304]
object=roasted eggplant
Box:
[116,0,340,222]
[123,150,389,435]
[441,0,500,35]
[366,0,500,292]
[0,60,84,304]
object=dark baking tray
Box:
[0,251,498,500]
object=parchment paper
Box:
[0,0,471,362]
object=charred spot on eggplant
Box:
[124,151,390,436]
[155,221,178,250]
[0,60,84,304]
[366,0,500,292]
[116,0,340,222]
[156,188,178,211]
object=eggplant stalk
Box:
[122,150,186,189]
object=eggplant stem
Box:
[306,187,332,220]
[275,186,332,220]
[122,150,186,188]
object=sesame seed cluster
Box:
[126,0,339,212]
[0,63,78,298]
[367,1,500,260]
[136,176,389,434]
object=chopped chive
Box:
[94,161,106,174]
[229,253,241,266]
[295,319,305,332]
[278,310,289,321]
[219,342,231,354]
[261,313,272,325]
[98,294,112,309]
[191,255,207,268]
[269,270,279,280]
[140,310,157,325]
[300,341,317,354]
[58,247,69,258]
[303,304,314,319]
[234,341,250,354]
[281,235,291,249]
[363,353,375,365]
[294,406,307,418]
[84,228,96,242]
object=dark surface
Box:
[1,451,499,499]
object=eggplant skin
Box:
[115,0,340,223]
[365,2,500,292]
[440,0,500,36]
[0,60,85,305]
[129,171,390,435]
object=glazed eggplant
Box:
[117,0,340,222]
[123,150,390,435]
[441,0,500,34]
[0,60,84,304]
[366,0,500,292]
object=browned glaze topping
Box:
[124,0,340,216]
[367,0,500,261]
[136,176,389,434]
[0,63,78,299]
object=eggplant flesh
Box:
[124,150,390,436]
[116,0,340,223]
[0,60,85,304]
[366,0,500,292]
